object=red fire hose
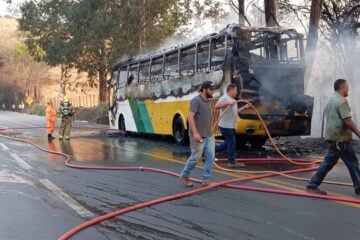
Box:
[1,116,359,240]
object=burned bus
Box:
[109,24,313,148]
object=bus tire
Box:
[236,135,248,149]
[173,117,189,146]
[249,136,267,149]
[119,115,126,136]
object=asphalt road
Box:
[0,110,359,240]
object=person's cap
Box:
[199,81,215,92]
[64,95,70,101]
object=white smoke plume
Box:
[308,36,360,137]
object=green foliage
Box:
[26,103,46,116]
[74,103,109,124]
[14,44,27,55]
[18,0,224,103]
[19,0,74,65]
[94,102,109,124]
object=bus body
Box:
[109,24,314,147]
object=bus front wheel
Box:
[173,117,189,145]
[249,136,267,149]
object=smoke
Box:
[307,35,360,137]
[135,4,239,58]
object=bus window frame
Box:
[163,50,179,79]
[178,49,181,76]
[138,60,152,84]
[150,55,163,82]
[195,43,198,72]
[125,63,139,86]
[208,39,212,71]
[179,45,197,76]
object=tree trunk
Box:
[238,0,245,26]
[99,39,109,105]
[34,84,37,100]
[264,0,277,27]
[139,0,147,49]
[60,64,66,95]
[304,0,324,91]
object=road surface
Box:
[0,110,359,240]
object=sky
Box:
[0,0,23,17]
[0,1,8,16]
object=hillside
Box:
[0,17,99,106]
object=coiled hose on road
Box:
[212,100,352,187]
[0,102,359,240]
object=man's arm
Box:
[215,98,236,110]
[238,104,250,113]
[344,117,360,138]
[188,111,201,142]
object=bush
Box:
[23,102,109,125]
[74,103,109,125]
[94,102,109,124]
[25,103,46,116]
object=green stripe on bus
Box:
[137,101,154,133]
[128,99,145,132]
[129,99,154,133]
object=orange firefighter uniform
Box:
[46,101,57,140]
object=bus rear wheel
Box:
[119,115,126,136]
[173,117,189,145]
[249,136,267,149]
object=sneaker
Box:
[201,181,214,187]
[228,162,245,168]
[306,187,327,195]
[58,135,63,140]
[179,176,193,187]
[64,136,70,140]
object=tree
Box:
[264,0,278,26]
[19,0,75,95]
[304,0,324,90]
[19,0,224,106]
[320,1,360,82]
[8,44,50,100]
[228,0,246,25]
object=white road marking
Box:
[40,179,94,218]
[0,169,30,184]
[10,153,33,170]
[0,143,9,151]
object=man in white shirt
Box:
[215,84,249,168]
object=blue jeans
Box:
[180,136,215,182]
[308,141,360,190]
[215,127,236,164]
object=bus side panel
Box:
[146,99,191,135]
[117,100,138,132]
[128,100,154,134]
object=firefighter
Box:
[46,100,57,140]
[57,95,75,140]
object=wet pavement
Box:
[0,110,359,240]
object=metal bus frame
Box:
[109,24,313,147]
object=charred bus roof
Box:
[112,24,304,72]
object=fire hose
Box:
[0,101,359,240]
[212,99,352,186]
